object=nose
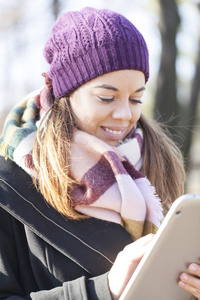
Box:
[112,101,132,121]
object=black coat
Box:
[0,156,133,299]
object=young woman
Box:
[0,6,199,300]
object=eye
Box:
[129,99,142,104]
[98,96,114,103]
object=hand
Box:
[108,234,154,300]
[179,263,200,299]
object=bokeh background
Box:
[0,0,199,193]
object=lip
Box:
[101,126,127,140]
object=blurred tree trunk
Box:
[155,0,200,171]
[182,2,200,170]
[52,0,61,19]
[154,0,180,129]
[182,30,200,169]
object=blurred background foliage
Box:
[0,0,199,193]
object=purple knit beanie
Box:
[44,7,149,99]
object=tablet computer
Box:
[120,194,200,300]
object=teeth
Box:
[104,128,123,135]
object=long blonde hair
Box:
[138,115,185,213]
[32,97,185,219]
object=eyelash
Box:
[98,97,142,104]
[130,99,142,104]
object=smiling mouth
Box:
[102,127,124,135]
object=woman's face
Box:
[69,70,145,146]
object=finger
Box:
[188,263,200,277]
[178,273,200,299]
[124,234,155,251]
[179,273,200,298]
[135,233,155,245]
[122,234,154,261]
[180,272,200,289]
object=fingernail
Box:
[179,280,185,287]
[189,264,197,272]
[181,273,189,281]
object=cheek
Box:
[131,106,142,123]
[73,106,98,131]
[70,98,89,125]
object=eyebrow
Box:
[135,86,146,92]
[94,84,118,91]
[94,84,146,93]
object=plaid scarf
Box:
[0,74,54,173]
[0,88,163,240]
[0,90,40,172]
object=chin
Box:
[106,140,120,147]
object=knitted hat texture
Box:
[44,7,149,99]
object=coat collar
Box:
[0,156,133,276]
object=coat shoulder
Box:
[0,155,33,196]
[0,155,26,180]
